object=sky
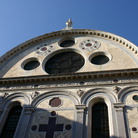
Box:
[0,0,138,57]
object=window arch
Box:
[92,102,109,138]
[0,104,22,138]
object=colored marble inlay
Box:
[85,43,92,47]
[79,39,101,51]
[51,111,56,116]
[132,127,137,132]
[65,124,72,130]
[40,47,47,51]
[49,97,62,107]
[39,117,64,138]
[31,125,37,131]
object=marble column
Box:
[14,105,34,138]
[75,105,86,138]
[114,103,127,138]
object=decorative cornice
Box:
[0,68,138,86]
[0,29,137,65]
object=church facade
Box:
[0,20,138,138]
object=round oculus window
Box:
[23,60,40,70]
[45,51,84,74]
[91,55,109,65]
[59,39,75,47]
[132,95,138,102]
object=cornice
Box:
[0,29,138,66]
[0,68,138,85]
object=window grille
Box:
[0,105,22,138]
[92,102,109,138]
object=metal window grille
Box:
[92,102,109,138]
[0,105,22,138]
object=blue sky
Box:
[0,0,138,56]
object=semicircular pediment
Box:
[0,29,138,78]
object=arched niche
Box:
[82,89,117,138]
[120,87,138,138]
[28,91,78,138]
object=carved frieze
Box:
[113,86,120,93]
[0,78,138,92]
[77,90,84,97]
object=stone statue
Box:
[63,18,73,30]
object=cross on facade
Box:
[38,117,64,138]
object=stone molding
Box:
[75,105,86,110]
[0,76,138,93]
[0,68,138,86]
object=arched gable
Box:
[1,29,138,78]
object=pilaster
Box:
[75,105,86,138]
[114,103,127,138]
[14,105,34,138]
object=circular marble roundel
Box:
[79,39,101,51]
[36,45,55,55]
[45,51,84,74]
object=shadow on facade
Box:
[24,107,121,138]
[24,107,76,138]
[0,98,123,138]
[111,136,121,138]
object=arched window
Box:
[92,102,109,138]
[0,105,22,138]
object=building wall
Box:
[0,29,138,138]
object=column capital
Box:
[114,103,125,111]
[24,105,35,114]
[75,105,86,138]
[75,105,86,109]
[75,105,86,112]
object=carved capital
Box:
[24,106,35,114]
[75,105,86,112]
[114,103,124,111]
